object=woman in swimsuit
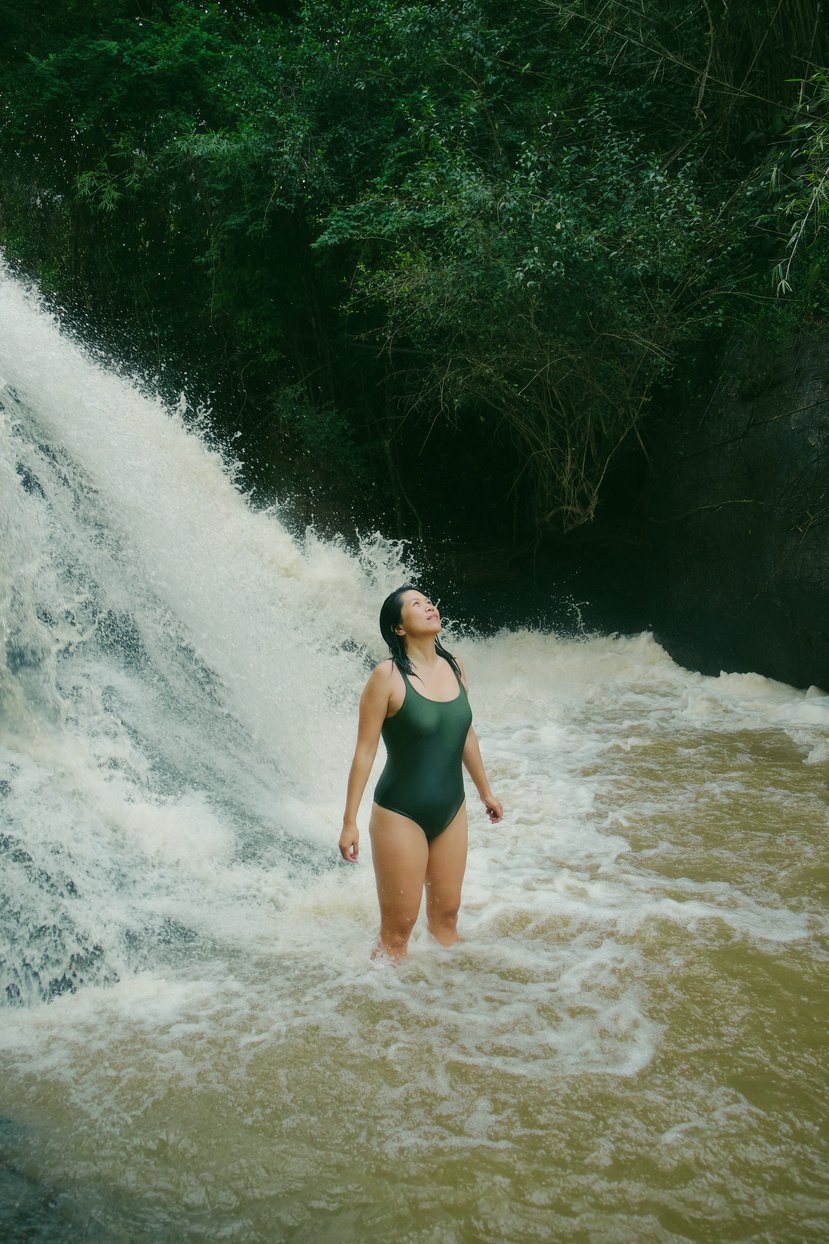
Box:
[338,584,503,961]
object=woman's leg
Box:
[424,804,468,947]
[369,804,429,961]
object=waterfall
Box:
[0,263,408,1004]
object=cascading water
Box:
[0,265,394,1008]
[1,263,827,1242]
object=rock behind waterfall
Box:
[643,330,829,690]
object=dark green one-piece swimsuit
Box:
[374,659,473,841]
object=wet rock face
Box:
[643,331,829,690]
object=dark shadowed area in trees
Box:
[1,1,826,626]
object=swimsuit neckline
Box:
[402,668,462,705]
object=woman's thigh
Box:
[424,804,468,914]
[369,804,429,921]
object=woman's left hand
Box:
[481,793,504,824]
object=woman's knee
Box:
[427,900,459,929]
[381,910,418,943]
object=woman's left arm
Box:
[457,657,503,824]
[463,727,503,823]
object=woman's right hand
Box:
[338,822,359,863]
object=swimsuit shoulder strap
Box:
[442,654,466,691]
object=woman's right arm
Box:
[338,664,392,862]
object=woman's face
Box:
[396,590,441,638]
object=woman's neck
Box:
[404,638,439,667]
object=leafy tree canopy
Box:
[0,0,825,536]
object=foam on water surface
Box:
[1,263,828,1241]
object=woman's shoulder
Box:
[448,650,469,689]
[439,644,465,672]
[362,658,404,708]
[366,658,400,689]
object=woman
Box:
[339,584,503,961]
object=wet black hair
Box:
[379,583,461,681]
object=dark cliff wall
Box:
[642,331,829,691]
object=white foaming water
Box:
[1,264,827,1242]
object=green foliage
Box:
[0,0,825,536]
[318,108,722,524]
[264,381,370,513]
[766,71,829,307]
